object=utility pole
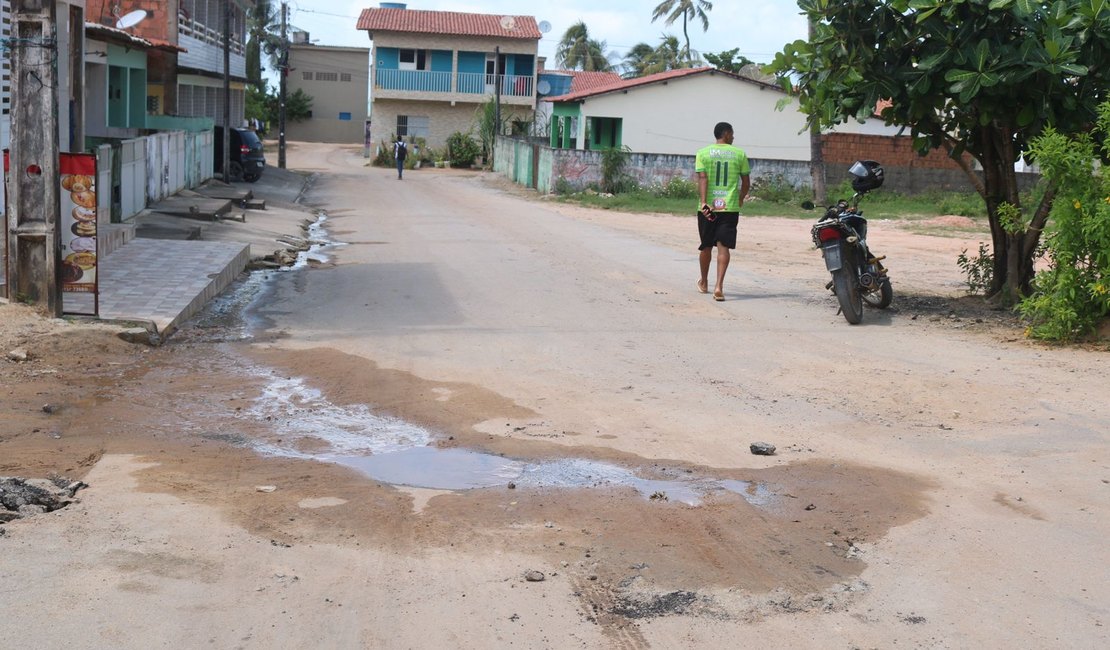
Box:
[278,1,288,169]
[222,0,232,182]
[7,0,61,314]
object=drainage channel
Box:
[244,374,773,508]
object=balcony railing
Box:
[374,69,534,97]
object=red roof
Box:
[357,8,541,40]
[546,67,774,102]
[568,71,623,94]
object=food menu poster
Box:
[59,153,98,296]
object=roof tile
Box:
[357,8,541,40]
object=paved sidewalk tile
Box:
[64,238,249,336]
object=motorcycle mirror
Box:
[800,200,815,210]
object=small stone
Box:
[7,348,29,362]
[523,570,545,582]
[544,521,554,528]
[750,442,776,456]
[42,404,59,414]
[507,482,516,490]
[588,575,598,581]
[256,485,277,493]
[805,504,817,511]
[118,327,160,346]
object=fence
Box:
[495,135,1041,196]
[95,129,214,222]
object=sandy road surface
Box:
[2,142,1107,649]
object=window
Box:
[339,112,352,121]
[399,49,429,71]
[397,115,429,139]
[340,73,352,82]
[316,72,338,82]
[303,71,312,80]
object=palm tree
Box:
[650,0,713,65]
[621,42,656,78]
[247,0,283,87]
[555,21,615,72]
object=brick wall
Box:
[820,133,964,169]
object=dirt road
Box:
[2,142,1107,649]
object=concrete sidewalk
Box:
[68,164,313,338]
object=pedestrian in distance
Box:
[394,137,407,180]
[695,121,751,301]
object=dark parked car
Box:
[214,127,265,183]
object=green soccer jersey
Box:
[695,143,751,212]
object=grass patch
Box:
[553,181,996,223]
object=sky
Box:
[275,0,809,72]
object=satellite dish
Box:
[537,80,551,95]
[538,20,552,34]
[115,9,149,30]
[499,15,516,31]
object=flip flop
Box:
[697,281,708,294]
[713,291,724,301]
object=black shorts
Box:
[697,212,739,250]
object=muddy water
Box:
[152,213,931,604]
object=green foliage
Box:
[286,89,313,123]
[750,174,801,203]
[703,48,752,73]
[644,176,698,199]
[650,0,714,64]
[1018,101,1110,341]
[599,146,637,194]
[770,0,1110,295]
[446,131,481,168]
[245,82,276,130]
[997,202,1026,234]
[957,243,995,295]
[475,99,499,160]
[554,177,574,196]
[556,21,615,71]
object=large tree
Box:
[555,22,615,72]
[770,0,1110,302]
[651,0,713,64]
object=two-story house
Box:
[86,0,252,128]
[286,33,370,144]
[357,3,540,152]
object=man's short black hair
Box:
[714,122,733,139]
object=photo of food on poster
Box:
[59,153,98,292]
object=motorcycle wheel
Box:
[832,269,864,324]
[863,278,893,309]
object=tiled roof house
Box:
[357,3,541,152]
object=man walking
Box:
[394,137,407,180]
[695,122,751,301]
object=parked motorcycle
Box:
[808,160,892,324]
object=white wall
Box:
[575,72,899,160]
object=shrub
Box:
[749,173,799,203]
[553,176,574,196]
[956,242,994,295]
[599,146,637,194]
[446,131,481,168]
[1018,100,1110,341]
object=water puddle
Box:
[244,373,773,507]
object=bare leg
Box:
[713,244,730,300]
[698,248,711,293]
